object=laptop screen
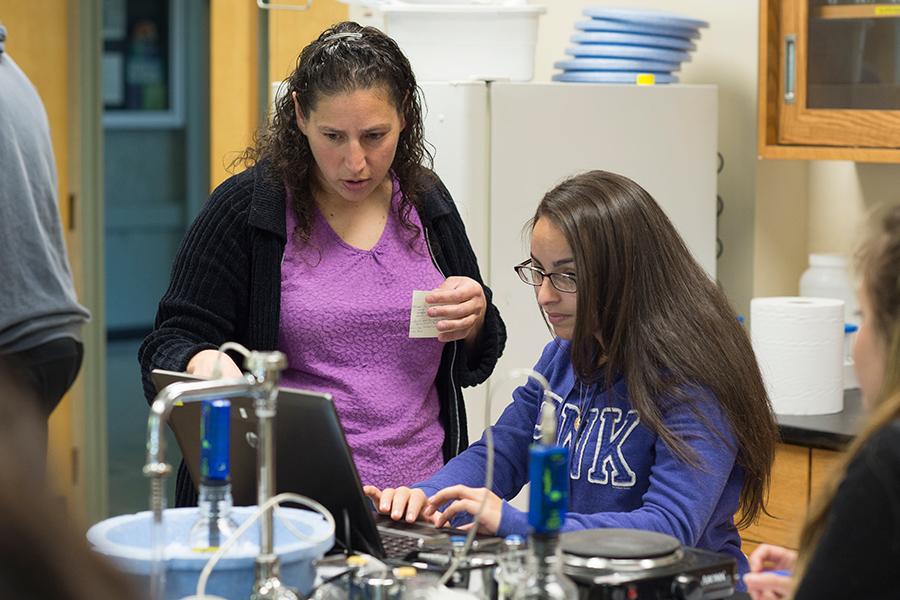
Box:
[150,369,385,557]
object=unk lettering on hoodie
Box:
[533,392,641,489]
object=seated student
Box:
[744,205,900,600]
[364,170,779,579]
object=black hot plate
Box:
[560,529,737,600]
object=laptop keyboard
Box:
[379,529,423,559]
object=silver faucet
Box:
[144,350,303,600]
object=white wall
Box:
[808,162,900,259]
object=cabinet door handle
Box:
[257,0,312,10]
[784,34,796,104]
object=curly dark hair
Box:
[236,21,431,241]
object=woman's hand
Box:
[748,543,797,573]
[363,485,430,524]
[186,349,243,379]
[743,544,797,600]
[428,485,503,535]
[426,277,486,346]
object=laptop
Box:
[151,369,499,560]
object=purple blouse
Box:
[278,179,447,488]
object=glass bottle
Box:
[346,554,372,600]
[515,534,578,600]
[189,399,239,552]
[496,534,527,600]
[449,535,472,589]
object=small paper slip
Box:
[409,290,446,338]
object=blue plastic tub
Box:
[87,506,333,600]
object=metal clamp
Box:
[257,0,313,11]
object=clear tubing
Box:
[195,492,336,598]
[211,342,251,378]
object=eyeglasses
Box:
[514,259,577,293]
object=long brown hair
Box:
[529,170,778,527]
[235,21,431,242]
[795,204,900,579]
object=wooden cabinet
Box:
[758,0,900,162]
[810,447,844,503]
[740,443,844,553]
[740,444,809,550]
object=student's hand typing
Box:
[426,277,486,346]
[363,484,503,534]
[428,485,502,535]
[743,543,797,600]
[186,350,243,379]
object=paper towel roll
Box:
[751,297,844,416]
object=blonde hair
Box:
[793,204,900,590]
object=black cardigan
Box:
[138,164,506,506]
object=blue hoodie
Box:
[416,339,749,577]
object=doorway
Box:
[101,0,209,516]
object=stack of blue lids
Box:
[553,7,709,84]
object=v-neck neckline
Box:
[315,199,394,254]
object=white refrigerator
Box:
[420,82,718,458]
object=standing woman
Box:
[139,22,506,505]
[368,171,779,580]
[744,205,900,599]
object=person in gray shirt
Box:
[0,25,90,463]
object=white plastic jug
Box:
[799,253,858,325]
[799,253,859,390]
